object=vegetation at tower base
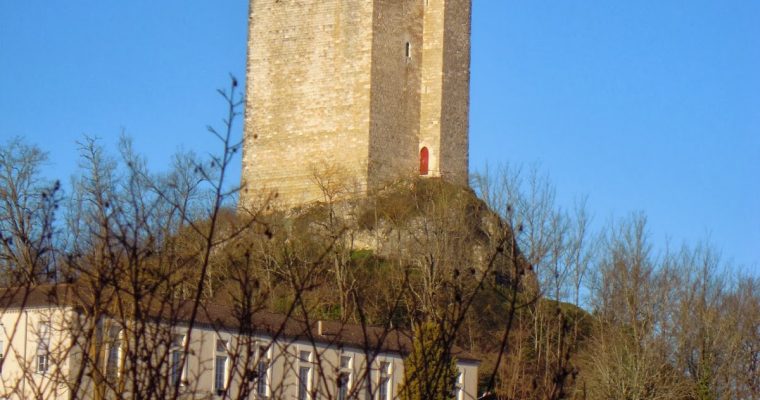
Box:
[399,322,459,400]
[214,174,601,398]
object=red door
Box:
[419,147,429,175]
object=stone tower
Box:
[241,0,471,208]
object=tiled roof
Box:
[0,283,479,363]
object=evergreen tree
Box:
[400,322,459,400]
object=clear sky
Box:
[1,1,758,271]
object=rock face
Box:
[284,179,533,288]
[241,0,471,209]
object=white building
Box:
[0,284,479,399]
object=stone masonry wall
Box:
[419,0,470,184]
[439,0,471,185]
[367,0,424,189]
[242,0,375,207]
[418,0,446,178]
[241,0,471,209]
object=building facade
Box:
[0,285,479,399]
[241,0,471,207]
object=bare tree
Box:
[0,138,61,284]
[580,214,691,400]
[473,164,596,400]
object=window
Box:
[419,147,429,175]
[365,368,373,400]
[214,356,227,395]
[106,340,119,379]
[172,333,184,347]
[256,359,269,397]
[37,322,50,373]
[0,339,4,373]
[257,345,270,398]
[298,366,311,400]
[170,334,185,387]
[454,370,464,400]
[405,42,412,59]
[337,372,350,400]
[298,349,312,400]
[214,339,228,396]
[378,361,392,400]
[106,327,121,380]
[337,355,352,400]
[171,351,182,386]
[378,361,391,400]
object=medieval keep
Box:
[241,0,472,207]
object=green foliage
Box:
[400,322,459,400]
[536,298,594,339]
[349,249,375,263]
[696,359,715,400]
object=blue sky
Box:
[1,1,758,271]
